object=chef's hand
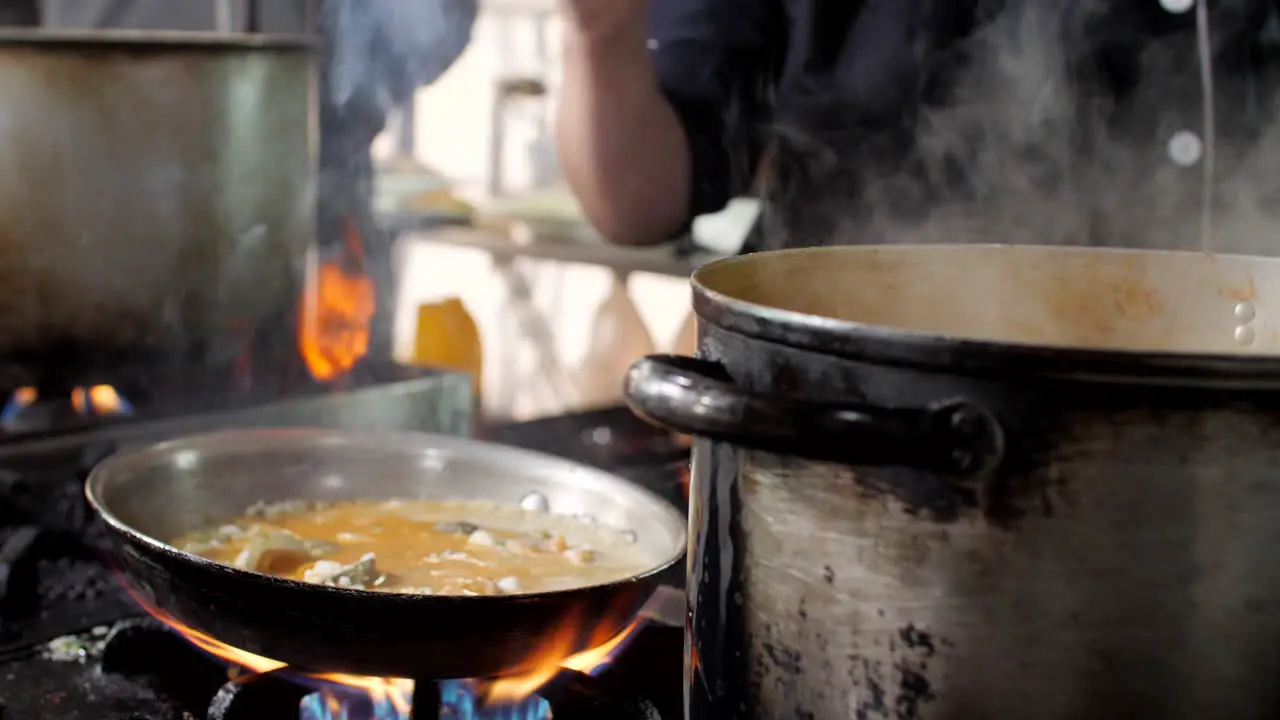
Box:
[559,0,646,41]
[326,0,479,118]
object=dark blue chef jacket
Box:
[646,0,1280,251]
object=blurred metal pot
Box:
[0,30,314,387]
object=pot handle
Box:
[624,355,1004,476]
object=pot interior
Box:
[694,245,1280,355]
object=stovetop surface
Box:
[0,375,688,720]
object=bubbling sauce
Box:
[172,498,653,596]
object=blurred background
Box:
[369,0,742,422]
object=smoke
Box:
[325,0,477,119]
[757,0,1280,256]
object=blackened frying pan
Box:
[84,428,687,679]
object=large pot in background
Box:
[0,31,314,387]
[625,245,1280,720]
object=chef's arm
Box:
[557,0,774,246]
[557,20,689,245]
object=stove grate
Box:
[0,441,136,651]
[209,667,313,720]
[93,617,676,720]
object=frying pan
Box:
[84,428,687,679]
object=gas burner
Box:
[0,384,137,435]
[0,614,681,720]
[0,358,468,449]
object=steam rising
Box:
[758,1,1280,256]
[325,0,477,117]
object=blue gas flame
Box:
[438,680,551,720]
[298,681,551,720]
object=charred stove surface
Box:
[0,444,133,649]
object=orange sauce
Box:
[171,499,649,597]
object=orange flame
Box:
[70,385,133,416]
[127,586,643,712]
[0,386,37,424]
[480,613,640,704]
[11,386,35,408]
[298,218,376,382]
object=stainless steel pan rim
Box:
[692,244,1280,386]
[85,427,688,602]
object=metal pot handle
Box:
[624,355,1004,476]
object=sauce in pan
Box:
[172,498,652,596]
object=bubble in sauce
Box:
[1234,325,1256,346]
[620,529,638,544]
[519,491,550,513]
[1234,302,1256,322]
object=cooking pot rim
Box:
[0,29,315,51]
[691,244,1280,387]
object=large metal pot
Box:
[624,245,1280,720]
[0,31,314,387]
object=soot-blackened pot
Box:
[626,245,1280,720]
